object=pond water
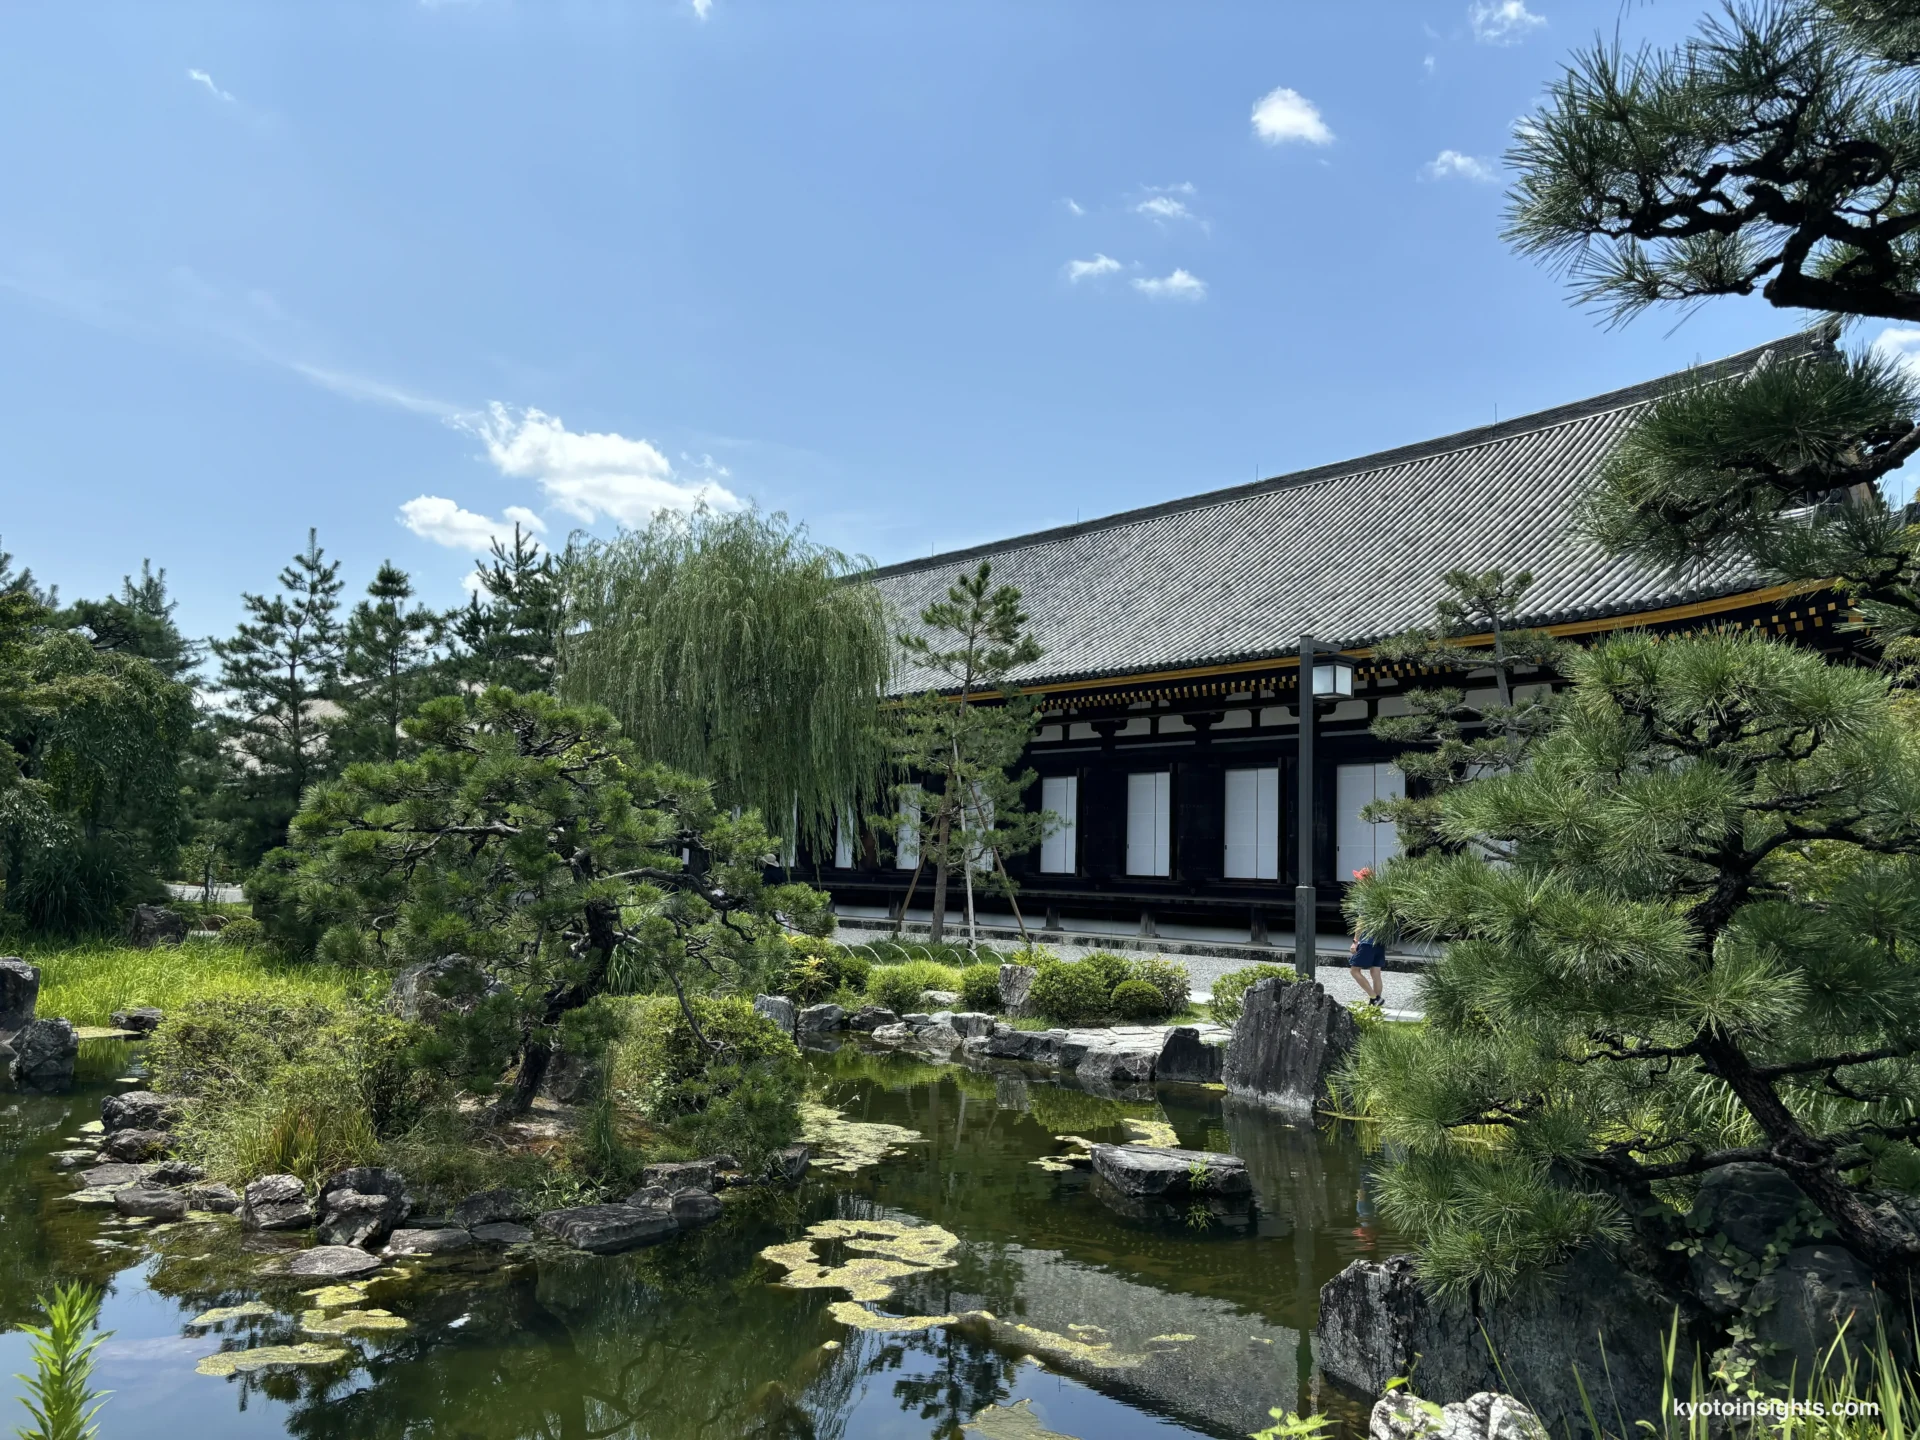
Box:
[1,1040,1402,1440]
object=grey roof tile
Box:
[871,333,1821,692]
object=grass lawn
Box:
[20,937,361,1026]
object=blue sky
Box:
[4,1,1915,648]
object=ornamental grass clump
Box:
[865,960,962,1014]
[958,962,1002,1012]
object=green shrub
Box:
[1208,963,1296,1026]
[1078,951,1131,995]
[1028,959,1111,1024]
[865,959,962,1014]
[1127,956,1190,1015]
[779,942,871,1003]
[611,996,802,1166]
[218,917,266,950]
[1110,978,1166,1021]
[959,963,1002,1012]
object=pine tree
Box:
[209,529,344,863]
[338,561,441,764]
[1368,569,1564,857]
[886,563,1051,944]
[450,525,560,693]
[62,560,200,681]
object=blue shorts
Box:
[1351,939,1385,969]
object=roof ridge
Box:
[861,328,1830,582]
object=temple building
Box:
[819,332,1846,953]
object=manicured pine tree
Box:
[61,560,200,682]
[209,528,345,863]
[338,561,442,764]
[886,562,1051,944]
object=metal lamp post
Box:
[1293,635,1354,981]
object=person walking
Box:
[1347,866,1385,1008]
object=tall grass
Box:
[12,1282,111,1440]
[22,938,359,1025]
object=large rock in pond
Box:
[669,1187,722,1228]
[384,1226,473,1256]
[316,1167,411,1248]
[0,957,39,1038]
[796,1003,846,1034]
[1076,1043,1158,1085]
[453,1188,531,1228]
[115,1186,188,1220]
[188,1182,241,1214]
[753,994,797,1035]
[1156,1026,1226,1084]
[102,1090,186,1133]
[9,1018,78,1090]
[79,1162,155,1190]
[999,964,1037,1018]
[972,1024,1063,1064]
[1316,1248,1697,1436]
[126,904,188,948]
[950,1012,994,1039]
[1371,1389,1548,1440]
[1747,1245,1887,1390]
[1222,978,1357,1117]
[1090,1144,1249,1199]
[641,1161,717,1193]
[389,955,506,1023]
[286,1245,385,1280]
[242,1174,314,1231]
[848,1006,897,1032]
[109,1006,165,1035]
[767,1144,810,1185]
[538,1203,679,1254]
[101,1128,174,1162]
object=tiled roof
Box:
[870,333,1823,693]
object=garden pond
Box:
[1,1039,1402,1440]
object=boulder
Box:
[1222,978,1358,1117]
[384,1226,473,1256]
[49,1149,98,1169]
[109,1006,165,1035]
[79,1162,154,1190]
[539,1050,603,1104]
[949,1012,994,1039]
[1156,1026,1226,1084]
[1316,1248,1696,1435]
[0,956,39,1037]
[767,1144,810,1185]
[472,1221,533,1245]
[453,1188,531,1228]
[115,1186,188,1220]
[796,1003,846,1034]
[147,1159,205,1186]
[286,1245,385,1280]
[974,1024,1062,1063]
[920,989,960,1008]
[388,955,507,1024]
[126,904,188,948]
[188,1182,241,1213]
[102,1091,186,1133]
[538,1204,679,1254]
[101,1128,173,1162]
[1687,1163,1809,1259]
[9,1018,78,1089]
[317,1190,408,1249]
[870,1022,913,1045]
[848,1006,898,1032]
[752,994,797,1035]
[641,1161,717,1193]
[999,964,1037,1018]
[1747,1245,1885,1390]
[1076,1045,1157,1085]
[242,1174,314,1231]
[669,1187,723,1228]
[911,1022,963,1053]
[900,1013,932,1026]
[1089,1144,1249,1199]
[1370,1390,1547,1440]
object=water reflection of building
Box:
[815,333,1844,948]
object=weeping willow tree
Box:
[557,508,892,855]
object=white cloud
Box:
[1470,1,1545,45]
[467,403,737,525]
[187,68,235,103]
[1423,54,1437,75]
[289,361,457,418]
[693,0,712,16]
[1872,325,1920,384]
[1064,197,1084,216]
[1423,150,1496,182]
[1136,196,1193,222]
[1251,86,1333,146]
[1132,269,1207,301]
[1066,254,1122,283]
[400,496,545,552]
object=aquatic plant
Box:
[12,1282,111,1440]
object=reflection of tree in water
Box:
[873,1327,1012,1440]
[0,1088,127,1328]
